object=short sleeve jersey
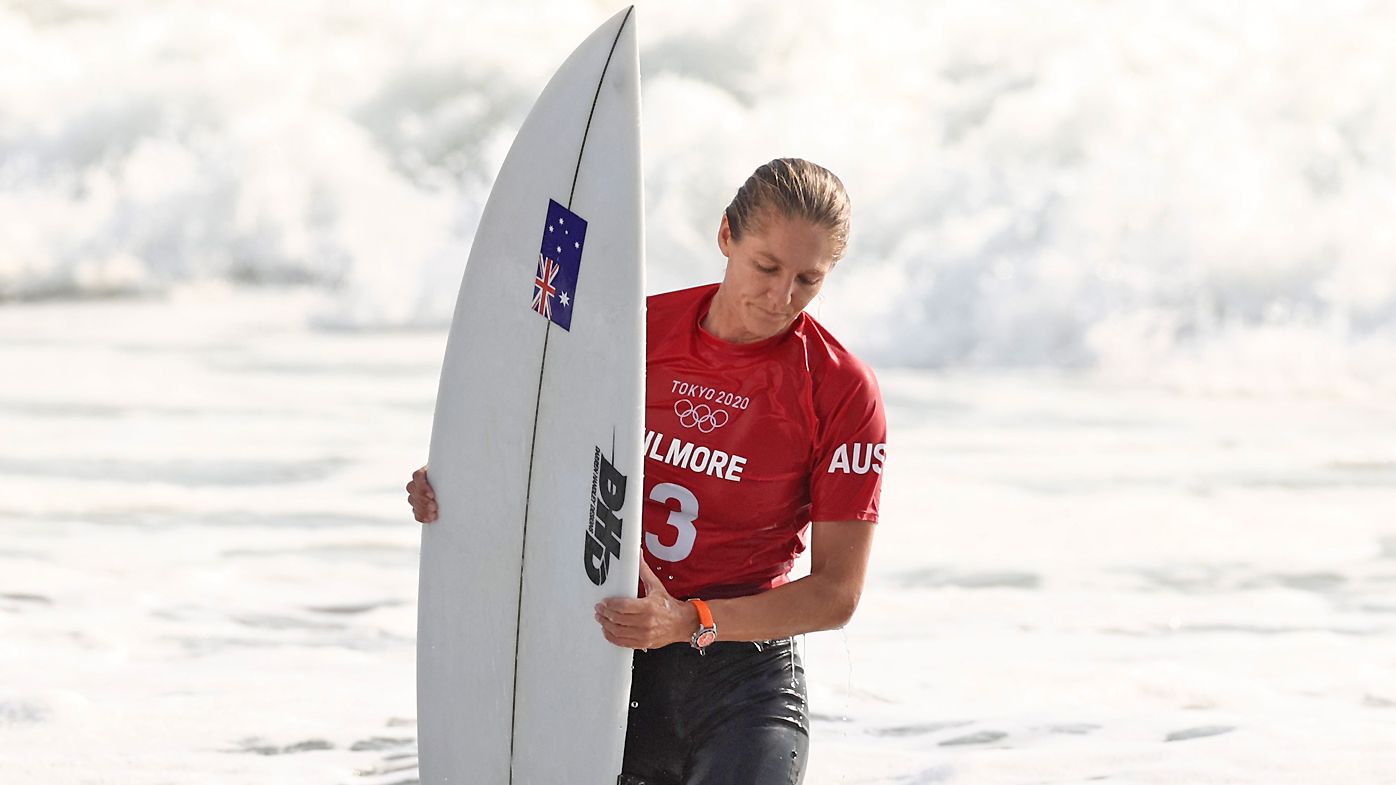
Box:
[642,284,887,601]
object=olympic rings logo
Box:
[674,399,730,433]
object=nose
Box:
[767,273,796,309]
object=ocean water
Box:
[3,1,1396,783]
[3,289,1393,784]
[2,0,1395,389]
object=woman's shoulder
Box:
[795,313,880,394]
[795,315,887,450]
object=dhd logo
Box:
[584,447,627,585]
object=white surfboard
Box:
[417,8,643,785]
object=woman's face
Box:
[715,211,837,342]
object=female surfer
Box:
[407,157,887,785]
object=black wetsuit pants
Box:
[619,638,809,785]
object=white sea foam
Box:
[2,0,1394,391]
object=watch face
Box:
[696,630,717,648]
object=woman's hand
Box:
[407,465,438,523]
[595,560,698,650]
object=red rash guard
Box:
[642,284,887,601]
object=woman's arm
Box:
[595,520,876,648]
[413,463,877,646]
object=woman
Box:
[407,158,887,785]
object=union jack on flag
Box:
[532,254,561,319]
[531,199,587,331]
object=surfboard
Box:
[417,8,644,785]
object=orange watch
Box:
[688,599,717,653]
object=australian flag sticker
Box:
[531,199,587,331]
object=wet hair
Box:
[723,158,852,260]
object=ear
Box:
[717,214,732,258]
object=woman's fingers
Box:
[407,465,438,523]
[416,500,438,522]
[600,625,637,649]
[598,597,654,618]
[412,466,435,498]
[595,589,681,649]
[596,610,657,649]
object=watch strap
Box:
[687,598,717,652]
[689,598,714,628]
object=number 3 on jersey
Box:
[646,482,698,562]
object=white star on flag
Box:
[559,291,570,307]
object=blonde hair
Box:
[724,158,852,260]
